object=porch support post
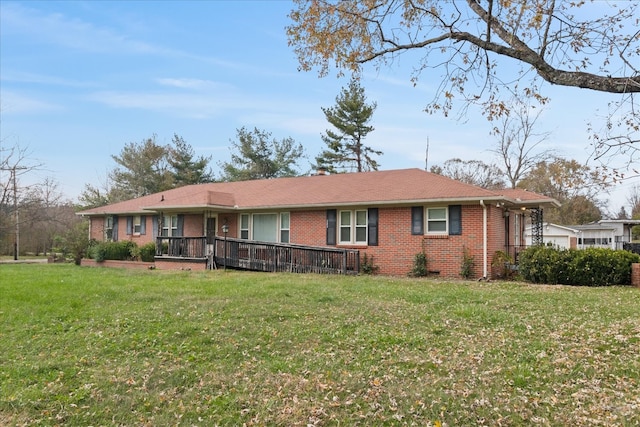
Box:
[531,208,544,245]
[480,200,488,279]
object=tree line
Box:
[3,75,640,258]
[78,76,380,209]
[5,0,640,258]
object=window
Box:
[133,216,142,234]
[105,216,114,241]
[411,206,460,236]
[326,210,337,245]
[162,215,178,237]
[240,214,249,239]
[240,212,290,243]
[355,210,367,242]
[411,207,423,235]
[339,210,367,244]
[253,214,278,242]
[427,207,447,233]
[280,213,290,243]
[340,211,352,243]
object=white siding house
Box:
[525,220,640,250]
[523,223,581,249]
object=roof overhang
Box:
[77,209,149,217]
[76,194,560,216]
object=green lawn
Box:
[1,264,639,426]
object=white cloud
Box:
[155,78,228,91]
[0,91,64,114]
[1,3,155,55]
[0,70,96,88]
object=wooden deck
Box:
[211,237,360,275]
[156,236,360,275]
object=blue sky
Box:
[1,0,637,214]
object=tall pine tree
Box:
[167,134,214,186]
[315,77,381,173]
[219,127,306,181]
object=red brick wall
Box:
[89,214,205,244]
[121,214,155,245]
[632,263,640,287]
[182,214,203,237]
[569,236,578,249]
[155,258,207,271]
[487,205,507,278]
[89,217,104,241]
[88,204,510,279]
[290,210,328,246]
[218,214,238,238]
[290,204,500,279]
[81,259,155,269]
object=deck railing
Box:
[154,236,360,275]
[623,242,640,255]
[155,236,207,258]
[211,236,360,275]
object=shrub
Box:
[491,250,515,279]
[409,252,428,277]
[139,242,157,262]
[519,245,640,286]
[90,241,137,262]
[360,253,380,275]
[460,245,474,279]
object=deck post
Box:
[222,224,229,270]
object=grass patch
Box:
[1,265,639,426]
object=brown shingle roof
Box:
[78,168,558,215]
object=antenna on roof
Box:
[425,137,430,171]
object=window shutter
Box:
[112,215,119,241]
[140,215,147,235]
[126,216,133,235]
[177,215,185,236]
[152,215,159,237]
[368,208,379,246]
[449,205,462,235]
[326,209,337,245]
[411,207,423,235]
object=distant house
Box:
[77,168,559,278]
[524,220,640,250]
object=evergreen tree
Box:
[219,127,305,181]
[109,135,173,199]
[167,134,214,186]
[315,77,381,173]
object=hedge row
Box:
[89,241,156,263]
[518,246,640,286]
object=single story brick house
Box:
[77,168,559,278]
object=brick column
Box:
[632,264,640,288]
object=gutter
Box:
[479,200,488,279]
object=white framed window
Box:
[339,210,367,244]
[427,207,447,234]
[280,212,290,243]
[340,211,352,243]
[162,215,178,237]
[239,212,290,243]
[240,214,250,239]
[253,213,278,242]
[133,216,142,235]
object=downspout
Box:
[479,200,488,279]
